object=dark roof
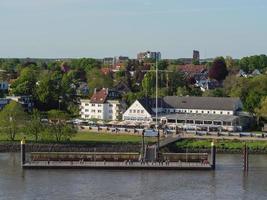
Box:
[138,98,155,115]
[138,98,169,115]
[163,96,241,111]
[137,96,241,112]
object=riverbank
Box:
[1,132,267,153]
[162,139,267,154]
[0,142,141,153]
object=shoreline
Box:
[1,142,267,154]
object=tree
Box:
[142,72,156,96]
[255,97,267,122]
[35,73,60,110]
[176,86,189,96]
[87,68,113,92]
[47,110,77,142]
[158,60,169,70]
[11,67,37,95]
[208,57,228,81]
[202,88,226,97]
[0,101,27,141]
[26,109,43,142]
[239,55,267,73]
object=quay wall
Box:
[0,142,141,153]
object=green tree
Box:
[202,88,226,97]
[142,72,156,96]
[11,67,37,95]
[176,86,189,96]
[87,68,113,92]
[47,110,77,142]
[26,109,43,142]
[255,97,267,123]
[0,101,27,141]
[35,73,60,110]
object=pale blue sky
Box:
[0,0,266,58]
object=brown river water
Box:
[1,153,267,200]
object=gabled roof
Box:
[136,96,241,112]
[178,64,207,76]
[137,98,169,115]
[163,96,240,111]
[90,88,108,104]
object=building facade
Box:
[137,51,161,61]
[80,88,124,121]
[0,95,34,111]
[123,96,243,132]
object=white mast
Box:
[155,58,158,131]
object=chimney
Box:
[94,88,97,94]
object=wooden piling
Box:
[243,143,249,172]
[211,141,216,170]
[21,139,26,167]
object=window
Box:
[85,103,89,106]
[141,110,144,114]
[109,104,113,107]
[85,115,89,118]
[201,111,204,114]
[133,110,136,113]
[213,111,216,114]
[91,110,95,113]
[196,111,198,113]
[92,104,95,106]
[98,110,102,113]
[85,109,89,112]
[98,104,101,107]
[129,110,132,113]
[227,112,230,115]
[137,110,140,113]
[207,111,210,114]
[220,112,223,114]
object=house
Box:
[178,64,207,78]
[76,82,89,96]
[80,88,125,121]
[123,96,243,132]
[0,95,34,111]
[0,81,9,91]
[100,67,113,76]
[251,69,261,77]
[198,79,221,91]
[236,69,248,78]
[6,95,34,112]
[0,98,10,109]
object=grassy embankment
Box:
[174,139,267,151]
[0,132,156,144]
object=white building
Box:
[123,96,244,132]
[80,88,124,121]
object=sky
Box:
[0,0,267,59]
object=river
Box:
[1,153,267,200]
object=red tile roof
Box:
[100,68,112,75]
[178,64,206,76]
[90,88,109,103]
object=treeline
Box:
[0,101,77,142]
[1,55,267,126]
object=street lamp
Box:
[58,96,63,110]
